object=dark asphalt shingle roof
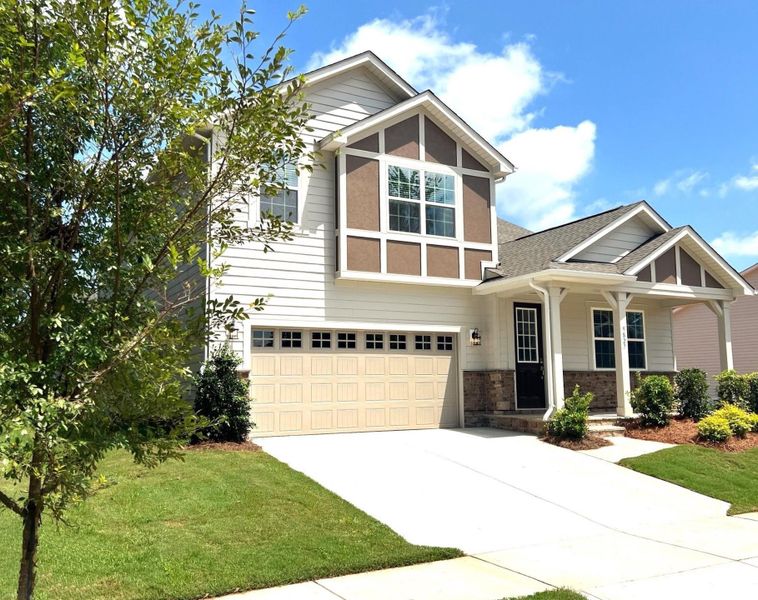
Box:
[492,203,647,279]
[496,218,532,243]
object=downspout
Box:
[529,281,556,420]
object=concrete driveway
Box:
[256,428,758,599]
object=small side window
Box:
[437,335,453,351]
[366,333,384,350]
[281,331,302,348]
[337,332,357,349]
[389,334,407,350]
[252,330,275,348]
[415,335,431,350]
[311,331,331,349]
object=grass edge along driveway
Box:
[0,449,460,600]
[621,445,758,515]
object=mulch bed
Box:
[185,440,261,452]
[625,417,758,452]
[542,434,612,450]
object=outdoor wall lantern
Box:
[228,326,240,340]
[470,328,482,346]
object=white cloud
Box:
[652,169,708,197]
[712,231,758,258]
[733,163,758,191]
[309,13,596,231]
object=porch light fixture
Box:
[228,327,240,340]
[470,328,482,346]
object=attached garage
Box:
[249,328,460,436]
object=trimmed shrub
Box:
[715,370,749,411]
[749,413,758,433]
[697,414,732,442]
[547,386,593,440]
[674,368,711,421]
[193,345,252,443]
[714,404,752,438]
[631,375,675,427]
[745,373,758,413]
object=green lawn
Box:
[506,590,585,600]
[622,446,758,515]
[0,450,460,600]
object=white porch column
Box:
[610,291,634,417]
[715,300,735,372]
[548,286,567,411]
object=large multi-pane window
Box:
[261,162,298,223]
[387,165,455,237]
[592,309,646,370]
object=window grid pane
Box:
[515,308,539,363]
[281,331,302,348]
[252,330,274,348]
[389,199,420,233]
[388,166,420,200]
[311,332,331,349]
[629,341,646,369]
[389,334,406,350]
[627,311,644,340]
[437,335,453,351]
[425,205,455,237]
[415,335,431,350]
[261,189,298,222]
[595,340,616,369]
[337,332,357,349]
[593,310,614,339]
[425,173,455,205]
[366,333,384,349]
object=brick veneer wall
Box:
[463,370,515,425]
[563,371,676,410]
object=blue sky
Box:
[211,1,758,270]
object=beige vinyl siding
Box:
[574,216,656,263]
[673,268,758,386]
[209,66,495,371]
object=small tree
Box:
[674,368,711,421]
[194,346,251,442]
[0,1,312,598]
[715,370,749,411]
[631,375,675,427]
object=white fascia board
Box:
[319,91,515,177]
[473,269,633,296]
[555,203,671,264]
[625,227,754,295]
[300,51,417,98]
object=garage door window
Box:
[366,333,384,349]
[389,334,406,350]
[311,332,331,349]
[415,335,432,350]
[437,335,453,351]
[337,332,357,349]
[252,330,274,348]
[281,331,302,348]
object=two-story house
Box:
[192,52,755,437]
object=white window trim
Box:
[386,163,458,240]
[515,306,540,364]
[590,307,648,372]
[253,163,301,228]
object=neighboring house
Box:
[673,263,758,389]
[188,52,755,437]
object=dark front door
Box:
[514,303,546,409]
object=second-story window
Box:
[261,162,298,223]
[388,166,420,233]
[388,165,456,238]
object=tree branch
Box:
[0,490,23,517]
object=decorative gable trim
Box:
[556,202,670,263]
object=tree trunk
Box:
[16,477,43,600]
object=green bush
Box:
[193,345,252,443]
[745,373,758,413]
[674,368,711,421]
[715,370,749,411]
[714,404,752,438]
[547,386,593,440]
[749,413,758,433]
[697,414,732,442]
[631,375,675,426]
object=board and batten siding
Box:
[208,66,495,371]
[574,216,656,263]
[673,267,758,387]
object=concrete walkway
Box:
[233,429,758,599]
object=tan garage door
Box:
[249,329,459,436]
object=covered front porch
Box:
[464,268,742,428]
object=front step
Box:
[588,424,626,438]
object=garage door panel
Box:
[251,331,459,436]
